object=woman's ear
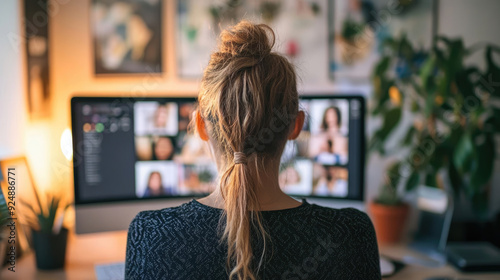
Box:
[196,111,209,141]
[288,111,305,140]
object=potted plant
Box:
[0,187,11,266]
[21,188,70,270]
[368,162,410,244]
[368,34,500,244]
[339,18,373,65]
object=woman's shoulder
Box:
[307,203,375,232]
[306,204,379,255]
[308,203,366,217]
[304,204,381,278]
[128,200,208,229]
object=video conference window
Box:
[279,99,350,198]
[132,99,352,199]
[133,101,214,198]
[73,97,362,203]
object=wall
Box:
[0,0,25,158]
[48,0,200,198]
[439,0,500,70]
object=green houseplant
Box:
[0,187,11,266]
[0,188,9,231]
[368,34,500,243]
[21,187,70,270]
[339,18,372,65]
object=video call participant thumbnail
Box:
[134,102,178,136]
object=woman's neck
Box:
[197,159,302,211]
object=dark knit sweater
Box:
[125,199,381,279]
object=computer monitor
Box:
[71,95,365,233]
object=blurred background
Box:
[0,0,499,278]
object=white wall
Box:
[0,0,25,158]
[439,0,500,70]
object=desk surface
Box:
[2,230,499,280]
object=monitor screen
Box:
[71,95,365,205]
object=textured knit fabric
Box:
[125,199,381,280]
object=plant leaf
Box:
[424,170,439,188]
[387,161,402,190]
[424,90,436,117]
[375,161,402,205]
[453,131,474,173]
[19,200,39,220]
[375,107,402,143]
[372,78,394,116]
[420,55,435,92]
[484,45,500,97]
[401,126,416,146]
[0,188,9,227]
[447,161,463,193]
[469,133,495,191]
[373,56,391,77]
[405,171,420,191]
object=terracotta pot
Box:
[369,201,409,245]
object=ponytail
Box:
[220,156,265,280]
[197,20,299,280]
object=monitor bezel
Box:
[71,95,365,205]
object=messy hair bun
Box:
[219,21,274,59]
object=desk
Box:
[1,231,500,280]
[381,245,500,279]
[0,231,127,280]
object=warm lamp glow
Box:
[24,122,52,191]
[60,128,73,161]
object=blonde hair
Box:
[197,21,299,280]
